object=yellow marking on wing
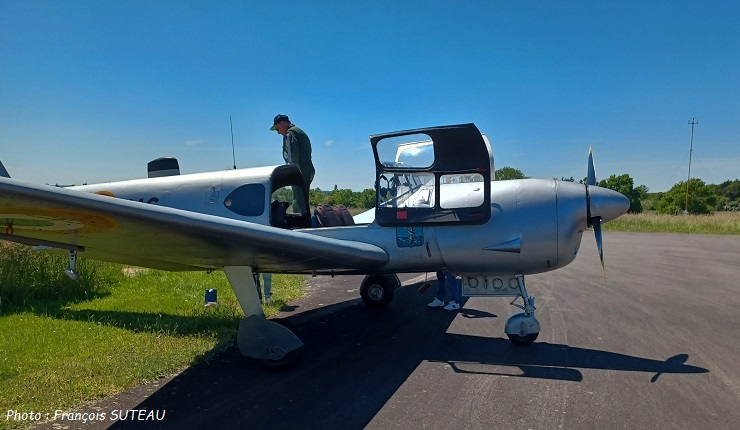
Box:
[1,208,117,234]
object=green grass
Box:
[0,243,303,429]
[604,211,740,234]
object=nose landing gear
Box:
[504,275,540,345]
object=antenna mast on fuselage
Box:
[230,115,237,170]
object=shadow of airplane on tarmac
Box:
[107,280,708,430]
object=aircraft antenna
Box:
[230,115,237,169]
[684,118,698,214]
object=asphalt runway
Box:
[36,231,740,430]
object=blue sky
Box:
[1,1,738,192]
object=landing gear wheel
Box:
[360,274,398,308]
[507,332,538,346]
[260,350,300,370]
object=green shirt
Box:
[282,124,315,184]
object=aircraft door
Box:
[371,124,491,227]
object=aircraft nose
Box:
[589,186,630,222]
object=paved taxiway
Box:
[36,231,740,429]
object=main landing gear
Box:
[226,269,400,368]
[359,274,400,308]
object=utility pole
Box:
[684,117,698,214]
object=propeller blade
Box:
[587,147,613,279]
[592,216,605,275]
[587,146,596,186]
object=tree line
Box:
[310,168,739,215]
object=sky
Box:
[1,0,738,192]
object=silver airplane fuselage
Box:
[72,167,627,277]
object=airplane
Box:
[0,123,629,366]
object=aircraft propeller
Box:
[586,147,605,273]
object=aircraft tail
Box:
[0,160,9,178]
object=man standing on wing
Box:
[271,114,314,214]
[264,114,315,303]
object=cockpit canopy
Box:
[371,123,492,227]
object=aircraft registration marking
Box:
[95,190,160,204]
[461,274,521,297]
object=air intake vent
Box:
[147,157,180,178]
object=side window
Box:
[378,172,435,208]
[440,173,485,209]
[223,184,265,216]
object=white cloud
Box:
[324,140,334,147]
[184,140,202,147]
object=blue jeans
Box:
[435,270,460,303]
[262,273,272,299]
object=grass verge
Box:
[0,243,303,429]
[603,211,740,234]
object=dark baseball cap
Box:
[270,114,290,130]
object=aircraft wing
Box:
[0,177,389,273]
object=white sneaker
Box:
[428,298,445,308]
[444,301,460,310]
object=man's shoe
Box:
[428,298,445,308]
[444,301,460,310]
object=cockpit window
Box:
[376,134,434,169]
[378,172,435,208]
[223,184,265,216]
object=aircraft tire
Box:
[360,274,398,308]
[507,332,538,346]
[260,350,300,370]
